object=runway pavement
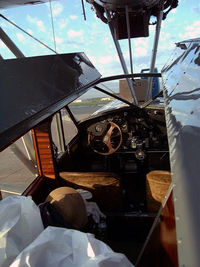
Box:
[0,139,37,198]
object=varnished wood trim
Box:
[31,118,56,179]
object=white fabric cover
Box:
[0,196,44,267]
[0,196,134,267]
[11,226,134,267]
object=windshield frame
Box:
[67,72,162,123]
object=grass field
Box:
[69,97,114,106]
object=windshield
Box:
[68,75,163,121]
[68,80,127,121]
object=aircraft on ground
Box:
[0,0,199,266]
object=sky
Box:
[0,0,200,77]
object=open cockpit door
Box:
[0,53,101,151]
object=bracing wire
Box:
[49,0,57,52]
[0,14,58,55]
[81,0,86,20]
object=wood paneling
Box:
[31,119,56,179]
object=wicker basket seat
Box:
[59,172,122,211]
[146,170,171,213]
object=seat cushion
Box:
[59,172,120,189]
[59,172,122,211]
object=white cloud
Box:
[26,14,37,24]
[87,55,97,65]
[69,15,78,20]
[98,61,122,76]
[26,15,46,32]
[98,55,113,64]
[179,20,200,39]
[134,47,147,57]
[52,2,63,16]
[159,42,174,51]
[123,51,130,59]
[114,54,120,61]
[160,32,170,41]
[27,29,33,35]
[58,18,69,29]
[167,17,175,23]
[37,20,46,32]
[16,33,24,42]
[134,38,148,48]
[171,9,177,14]
[55,36,64,44]
[67,29,84,38]
[102,36,110,44]
[185,20,200,31]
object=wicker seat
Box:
[59,172,122,211]
[146,170,171,213]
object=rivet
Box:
[178,237,182,244]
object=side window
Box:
[0,133,37,198]
[62,109,78,144]
[51,108,78,154]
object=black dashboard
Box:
[81,106,168,159]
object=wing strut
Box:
[105,9,138,106]
[145,10,163,101]
[125,6,133,76]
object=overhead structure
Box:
[87,0,179,102]
[87,0,178,39]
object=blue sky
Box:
[0,0,200,76]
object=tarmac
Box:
[0,139,37,198]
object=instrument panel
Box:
[85,107,168,157]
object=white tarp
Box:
[0,196,44,267]
[0,196,134,267]
[11,226,134,267]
